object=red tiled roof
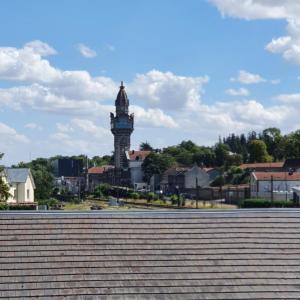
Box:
[240,162,284,169]
[128,150,151,161]
[253,172,300,181]
[88,165,114,174]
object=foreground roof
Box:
[1,210,300,299]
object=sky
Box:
[1,0,300,165]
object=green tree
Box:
[248,140,272,163]
[214,143,230,166]
[261,128,282,160]
[0,154,10,202]
[142,152,176,183]
[139,141,153,151]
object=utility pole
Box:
[196,177,199,209]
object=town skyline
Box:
[1,1,300,165]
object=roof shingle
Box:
[1,210,300,299]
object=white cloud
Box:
[0,122,29,144]
[225,87,249,96]
[0,44,60,82]
[130,70,209,110]
[24,122,43,131]
[131,106,178,129]
[24,40,57,56]
[71,118,109,138]
[56,123,74,133]
[209,1,300,65]
[76,43,97,58]
[230,70,266,84]
[274,93,300,104]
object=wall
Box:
[129,160,147,189]
[251,178,300,200]
[185,166,210,189]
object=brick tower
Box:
[110,82,134,184]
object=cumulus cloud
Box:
[24,123,43,131]
[76,43,97,58]
[274,93,300,104]
[130,70,209,110]
[209,1,300,65]
[225,87,249,96]
[131,106,178,129]
[0,122,29,144]
[24,40,57,56]
[71,118,110,138]
[230,70,279,85]
[230,70,266,84]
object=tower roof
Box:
[115,81,129,108]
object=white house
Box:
[2,168,36,204]
[250,171,300,200]
[125,150,151,190]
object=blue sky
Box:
[0,0,300,165]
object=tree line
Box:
[141,128,300,182]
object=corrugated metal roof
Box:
[4,168,30,183]
[1,210,300,299]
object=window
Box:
[27,189,30,200]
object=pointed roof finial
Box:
[120,81,124,88]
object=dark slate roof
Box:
[4,168,30,183]
[1,210,300,299]
[115,81,129,108]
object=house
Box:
[1,210,300,299]
[87,165,114,192]
[2,168,35,204]
[125,150,151,190]
[160,165,210,194]
[250,171,300,200]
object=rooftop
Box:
[240,162,284,169]
[88,165,114,174]
[1,209,300,299]
[253,171,300,181]
[3,168,31,184]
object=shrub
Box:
[170,194,178,205]
[38,198,59,208]
[240,198,294,208]
[129,192,140,200]
[9,204,36,210]
[0,203,8,210]
[146,192,158,202]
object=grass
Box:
[61,197,237,211]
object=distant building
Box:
[126,150,151,190]
[250,171,300,200]
[52,158,84,177]
[2,168,35,204]
[87,165,114,192]
[159,165,210,194]
[110,82,134,185]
